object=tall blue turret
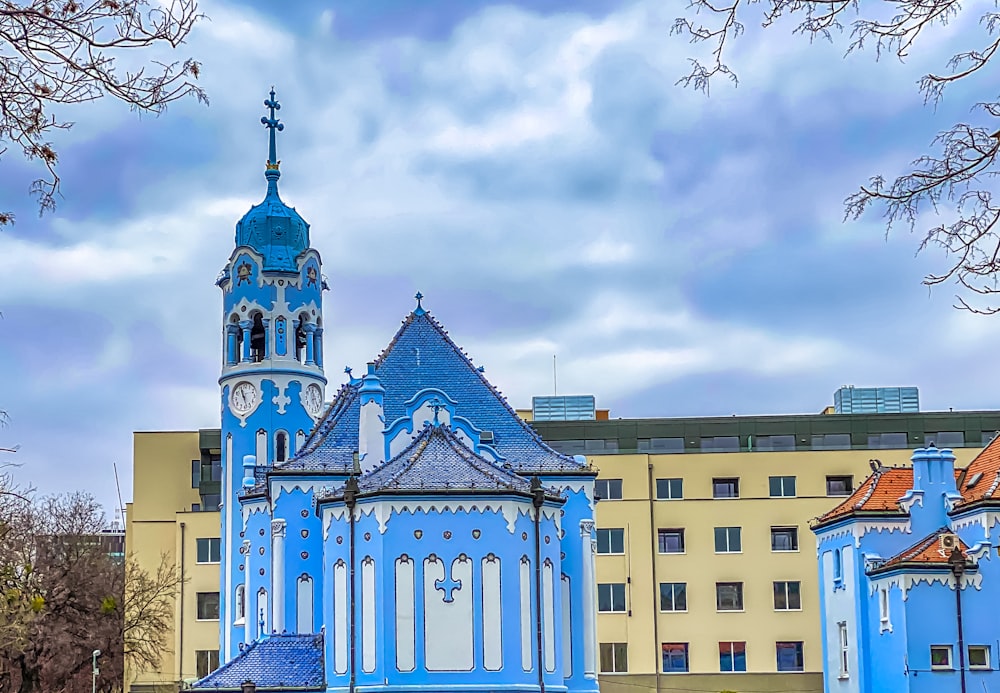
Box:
[216,90,327,661]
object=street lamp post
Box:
[948,547,967,693]
[91,649,100,693]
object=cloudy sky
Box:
[1,0,997,513]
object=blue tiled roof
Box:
[192,633,324,691]
[279,310,590,476]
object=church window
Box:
[235,584,246,624]
[838,623,849,678]
[832,548,843,583]
[295,430,306,454]
[250,313,265,362]
[275,431,288,463]
[295,315,309,363]
[879,587,890,629]
[297,575,314,634]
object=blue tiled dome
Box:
[235,169,310,272]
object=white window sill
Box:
[597,552,627,557]
[717,609,745,613]
[659,609,688,614]
[196,618,220,622]
[658,551,686,555]
[233,618,246,626]
[715,551,743,555]
[774,608,803,612]
[196,561,221,565]
[772,549,801,553]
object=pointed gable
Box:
[958,434,1000,505]
[868,528,972,575]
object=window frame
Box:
[768,475,796,498]
[838,622,849,679]
[773,580,801,611]
[196,591,220,621]
[661,643,689,673]
[595,478,623,501]
[714,526,742,553]
[659,582,687,612]
[712,477,740,499]
[776,641,805,672]
[596,528,626,555]
[930,645,954,670]
[657,528,685,554]
[878,587,891,631]
[599,642,629,673]
[715,581,744,612]
[597,583,627,613]
[655,477,683,500]
[771,526,800,552]
[968,645,991,670]
[826,475,854,497]
[196,649,220,678]
[196,537,221,564]
[719,641,747,673]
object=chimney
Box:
[902,444,962,537]
[358,362,386,473]
[241,682,257,693]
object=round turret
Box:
[235,168,310,272]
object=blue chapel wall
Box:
[862,581,908,693]
[321,499,571,692]
[270,484,327,635]
[901,579,965,693]
[244,507,273,641]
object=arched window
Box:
[297,574,314,634]
[235,584,246,624]
[232,315,243,363]
[250,313,266,362]
[833,548,843,583]
[275,316,287,356]
[295,430,306,455]
[295,314,309,363]
[256,430,267,467]
[275,431,288,464]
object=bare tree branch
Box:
[0,0,208,227]
[675,0,1000,311]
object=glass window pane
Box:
[788,581,801,609]
[777,642,804,671]
[611,529,624,554]
[600,643,614,673]
[613,643,628,672]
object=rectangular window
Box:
[812,433,851,450]
[701,436,740,452]
[597,583,626,613]
[969,645,991,670]
[655,478,683,500]
[931,645,953,670]
[596,528,625,555]
[712,477,740,499]
[196,537,221,564]
[838,623,849,678]
[771,527,799,552]
[714,527,742,553]
[826,476,853,496]
[196,592,220,620]
[657,529,685,554]
[599,643,628,673]
[661,643,689,673]
[587,439,620,453]
[776,641,804,672]
[773,581,801,610]
[769,476,796,497]
[719,641,747,672]
[638,437,685,453]
[755,435,796,451]
[716,582,744,611]
[868,432,908,449]
[659,582,687,612]
[196,650,219,678]
[926,431,965,447]
[191,459,200,488]
[595,479,623,500]
[879,587,890,627]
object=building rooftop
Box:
[192,633,324,691]
[869,528,972,575]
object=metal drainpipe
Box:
[955,579,967,693]
[179,522,186,683]
[346,478,358,693]
[647,464,660,693]
[532,479,546,693]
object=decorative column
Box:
[262,318,271,359]
[240,320,252,363]
[313,328,324,367]
[272,519,287,634]
[226,325,238,365]
[304,324,316,365]
[580,519,597,679]
[243,540,252,644]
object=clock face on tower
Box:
[305,384,323,415]
[231,381,258,414]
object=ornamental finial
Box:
[261,86,284,172]
[414,291,425,315]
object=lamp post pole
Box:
[948,547,967,693]
[91,649,101,693]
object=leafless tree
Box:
[674,0,1000,312]
[0,0,207,226]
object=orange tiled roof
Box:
[873,528,970,572]
[815,436,1000,528]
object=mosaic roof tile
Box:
[192,633,324,691]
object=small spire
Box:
[414,291,426,315]
[260,87,284,190]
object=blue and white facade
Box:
[197,92,600,693]
[812,441,1000,693]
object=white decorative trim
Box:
[898,490,924,513]
[952,511,1000,535]
[966,541,993,562]
[273,480,318,502]
[545,479,595,511]
[322,506,348,541]
[818,520,910,548]
[241,500,269,525]
[869,571,983,601]
[353,498,532,534]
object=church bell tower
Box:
[216,89,327,660]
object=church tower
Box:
[216,90,327,660]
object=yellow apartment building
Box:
[126,411,1000,693]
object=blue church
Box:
[812,439,1000,693]
[194,91,601,693]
